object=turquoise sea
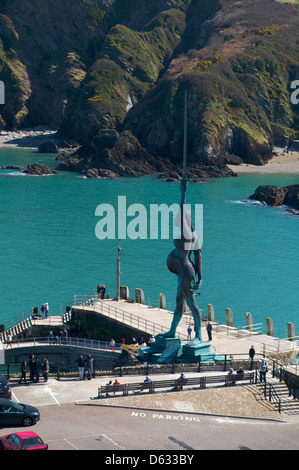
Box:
[0,147,298,339]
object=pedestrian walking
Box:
[42,356,50,382]
[258,358,268,383]
[85,354,94,380]
[75,355,85,380]
[187,325,192,341]
[19,361,27,384]
[206,321,212,341]
[109,338,115,351]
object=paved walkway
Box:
[9,372,296,423]
[75,298,299,359]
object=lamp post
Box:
[115,239,121,300]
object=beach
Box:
[228,147,299,175]
[0,128,58,149]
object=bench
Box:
[98,383,127,397]
[225,372,254,386]
[98,371,255,397]
[126,381,154,395]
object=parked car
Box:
[0,398,40,427]
[0,431,48,450]
[0,376,11,399]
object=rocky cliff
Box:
[0,0,299,178]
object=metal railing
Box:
[72,295,188,341]
[272,359,299,400]
[261,381,282,413]
[0,307,72,337]
[214,322,263,337]
[1,336,122,352]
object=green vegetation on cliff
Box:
[0,0,298,174]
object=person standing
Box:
[29,354,35,381]
[206,321,212,341]
[85,354,94,380]
[42,356,50,382]
[187,325,192,341]
[109,338,115,351]
[33,356,40,383]
[41,304,46,318]
[101,285,106,299]
[75,355,85,380]
[49,330,54,345]
[6,334,12,348]
[19,361,27,384]
[45,302,49,318]
[249,345,255,369]
[258,358,268,383]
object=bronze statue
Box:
[162,92,202,344]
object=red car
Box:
[0,431,48,450]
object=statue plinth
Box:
[182,341,214,358]
[139,334,216,364]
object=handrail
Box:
[73,296,188,341]
[0,307,72,336]
[215,322,263,337]
[262,382,282,413]
[1,336,122,351]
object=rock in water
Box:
[24,163,58,175]
[249,185,299,210]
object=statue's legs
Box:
[162,276,202,341]
[161,280,184,338]
[181,280,202,342]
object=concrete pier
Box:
[72,298,299,358]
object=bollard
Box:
[266,317,274,337]
[287,322,295,341]
[135,288,145,304]
[159,293,166,310]
[246,312,253,332]
[207,304,215,322]
[120,286,129,300]
[225,308,233,327]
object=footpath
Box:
[5,298,299,423]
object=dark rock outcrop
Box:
[38,142,59,153]
[249,185,299,211]
[1,165,26,171]
[24,163,58,176]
